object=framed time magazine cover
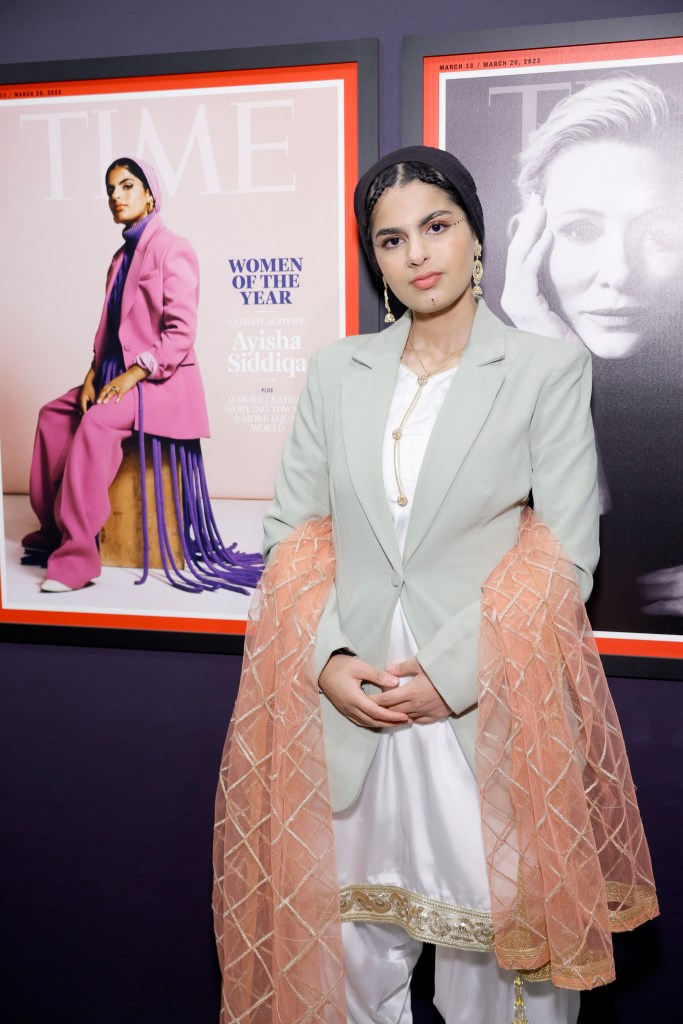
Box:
[0,39,378,651]
[403,14,683,668]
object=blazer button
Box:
[390,571,400,587]
[123,344,131,351]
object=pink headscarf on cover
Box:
[109,156,163,213]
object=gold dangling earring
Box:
[383,277,396,323]
[472,241,483,297]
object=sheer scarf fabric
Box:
[213,510,658,1020]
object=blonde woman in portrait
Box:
[501,75,683,630]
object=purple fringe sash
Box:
[94,356,263,593]
[134,383,263,593]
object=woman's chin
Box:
[580,330,645,360]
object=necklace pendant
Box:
[397,495,408,507]
[417,374,429,387]
[392,428,402,440]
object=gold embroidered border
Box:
[339,884,494,952]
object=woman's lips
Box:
[581,307,646,329]
[411,272,442,290]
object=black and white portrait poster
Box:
[417,34,683,659]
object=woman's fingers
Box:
[502,200,582,343]
[370,671,453,724]
[318,656,408,727]
[350,696,410,726]
[502,196,557,331]
[642,598,683,616]
[507,193,548,265]
[638,565,683,598]
[78,384,95,415]
[368,669,401,690]
[97,377,126,405]
[639,565,683,614]
[386,658,419,677]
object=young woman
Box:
[23,157,259,594]
[214,145,657,1024]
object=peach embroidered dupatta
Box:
[213,510,657,1019]
[477,508,658,990]
[212,518,344,1023]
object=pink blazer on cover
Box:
[93,216,210,439]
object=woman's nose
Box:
[596,232,633,290]
[406,234,428,266]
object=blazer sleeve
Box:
[263,351,357,677]
[416,344,600,716]
[139,236,200,381]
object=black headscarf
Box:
[353,145,485,273]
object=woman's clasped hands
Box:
[319,653,452,728]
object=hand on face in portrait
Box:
[318,654,410,729]
[501,194,583,346]
[95,366,150,406]
[638,564,683,617]
[369,658,453,725]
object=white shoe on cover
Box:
[41,579,76,593]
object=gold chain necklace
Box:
[408,334,462,386]
[392,331,467,506]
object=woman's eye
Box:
[380,235,402,249]
[426,221,448,235]
[557,220,601,244]
[639,219,678,249]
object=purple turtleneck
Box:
[95,211,157,390]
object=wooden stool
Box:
[99,436,185,570]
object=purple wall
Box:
[2,2,680,1022]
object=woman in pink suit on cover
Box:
[24,156,211,592]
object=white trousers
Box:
[342,922,580,1024]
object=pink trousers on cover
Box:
[26,386,135,589]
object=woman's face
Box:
[542,140,682,358]
[371,179,478,317]
[106,165,152,226]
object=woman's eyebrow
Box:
[552,207,603,217]
[374,210,454,238]
[418,209,452,227]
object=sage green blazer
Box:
[263,300,599,812]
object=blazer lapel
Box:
[120,216,164,321]
[104,250,124,304]
[403,301,506,566]
[341,316,411,575]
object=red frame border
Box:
[0,61,361,638]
